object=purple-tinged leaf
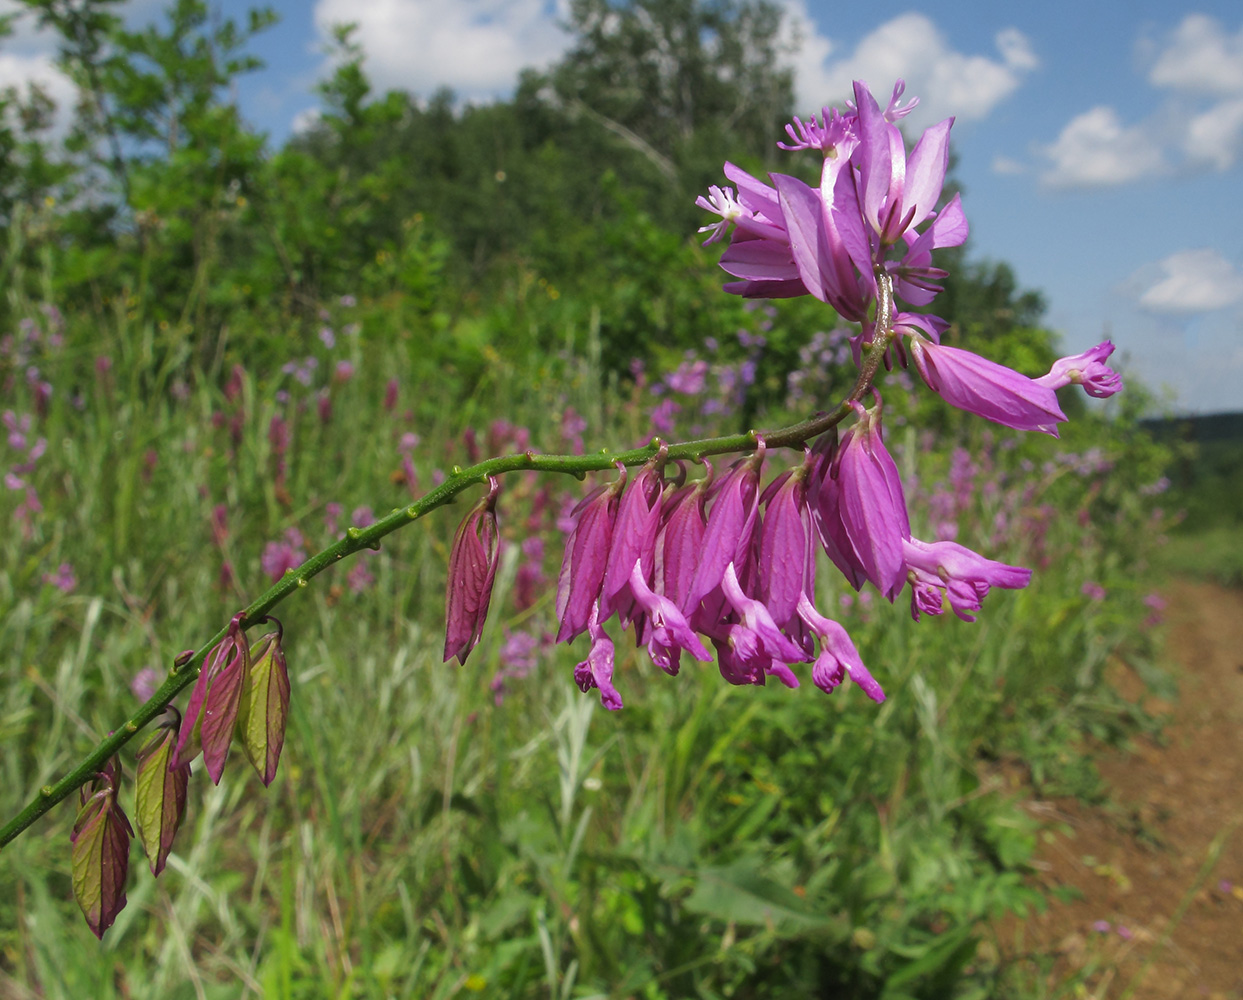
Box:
[134,719,190,876]
[174,613,247,768]
[237,624,291,786]
[70,760,133,939]
[201,636,249,784]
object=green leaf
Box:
[882,925,977,994]
[134,723,189,876]
[70,761,133,939]
[682,858,845,933]
[237,626,290,786]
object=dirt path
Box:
[1006,579,1243,997]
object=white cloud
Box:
[290,107,322,135]
[1147,14,1243,97]
[1135,249,1243,314]
[0,2,78,129]
[782,9,1037,128]
[0,51,76,115]
[990,154,1026,175]
[1184,95,1243,169]
[1038,106,1167,188]
[1036,14,1243,187]
[312,0,572,102]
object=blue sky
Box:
[2,0,1241,414]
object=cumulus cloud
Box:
[990,154,1026,175]
[0,1,78,129]
[1148,13,1243,96]
[1038,106,1169,188]
[781,8,1037,128]
[312,0,571,102]
[1134,249,1243,314]
[1039,14,1243,187]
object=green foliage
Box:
[0,0,1181,994]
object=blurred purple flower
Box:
[1081,581,1106,601]
[43,563,76,593]
[347,562,375,593]
[130,667,160,702]
[261,529,307,581]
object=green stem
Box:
[0,278,897,850]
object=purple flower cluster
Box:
[439,80,1125,713]
[543,415,1034,709]
[698,80,1122,435]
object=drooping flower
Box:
[901,537,1031,622]
[905,323,1066,435]
[572,601,623,710]
[719,561,808,676]
[556,466,626,642]
[1034,341,1123,398]
[820,398,911,600]
[684,447,764,617]
[796,594,885,702]
[628,559,712,674]
[758,467,812,628]
[599,452,666,624]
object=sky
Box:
[2,0,1241,415]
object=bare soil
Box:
[1002,579,1243,998]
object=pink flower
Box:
[906,329,1066,435]
[1035,341,1122,398]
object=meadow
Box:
[0,2,1180,995]
[0,272,1174,998]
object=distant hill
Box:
[1141,411,1243,444]
[1143,411,1243,529]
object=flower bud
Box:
[443,477,501,664]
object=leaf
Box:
[237,627,290,786]
[682,858,845,933]
[70,762,133,939]
[882,925,977,993]
[201,634,249,783]
[134,723,190,875]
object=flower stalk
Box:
[0,301,898,852]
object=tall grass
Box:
[0,272,1169,997]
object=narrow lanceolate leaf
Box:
[237,625,290,787]
[134,722,190,876]
[70,760,133,939]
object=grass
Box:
[1152,525,1243,588]
[0,292,1171,998]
